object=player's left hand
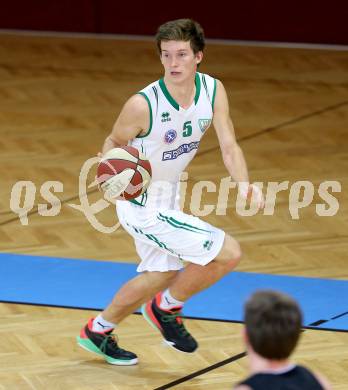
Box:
[239,182,265,210]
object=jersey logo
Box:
[164,129,177,144]
[161,112,171,122]
[203,239,213,250]
[198,119,211,133]
[162,141,200,161]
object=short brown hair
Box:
[244,290,302,360]
[155,19,205,54]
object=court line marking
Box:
[153,352,247,390]
[332,311,348,320]
[197,99,348,158]
[306,310,348,329]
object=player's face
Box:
[160,40,203,83]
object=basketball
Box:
[97,146,152,200]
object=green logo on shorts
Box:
[203,240,213,250]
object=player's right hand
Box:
[238,182,265,210]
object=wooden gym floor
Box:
[0,32,347,389]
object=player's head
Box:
[244,290,303,360]
[156,19,205,55]
[156,19,205,81]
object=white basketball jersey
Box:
[128,72,217,212]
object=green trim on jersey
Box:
[212,78,217,110]
[157,212,211,235]
[202,74,209,97]
[194,73,201,104]
[159,78,179,110]
[136,92,152,138]
[159,73,202,111]
[202,74,215,110]
[152,86,158,102]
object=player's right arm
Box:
[101,94,150,155]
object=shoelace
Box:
[99,333,125,354]
[161,312,190,337]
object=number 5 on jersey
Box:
[183,121,192,137]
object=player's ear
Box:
[196,51,203,65]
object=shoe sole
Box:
[141,303,196,354]
[76,336,138,366]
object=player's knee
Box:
[216,234,242,265]
[230,241,242,262]
[225,249,242,271]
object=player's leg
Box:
[141,211,241,353]
[77,235,182,365]
[101,270,178,323]
[168,233,241,301]
[77,200,186,364]
[77,270,178,365]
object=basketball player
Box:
[234,290,331,390]
[77,19,264,365]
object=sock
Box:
[159,289,184,310]
[92,314,116,332]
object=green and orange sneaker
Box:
[77,318,138,365]
[141,293,198,353]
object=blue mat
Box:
[1,253,347,331]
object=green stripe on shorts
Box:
[157,213,211,235]
[127,222,179,256]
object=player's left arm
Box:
[213,79,264,208]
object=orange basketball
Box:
[97,146,152,200]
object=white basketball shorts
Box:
[116,201,225,272]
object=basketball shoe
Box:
[77,318,138,365]
[141,293,198,353]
